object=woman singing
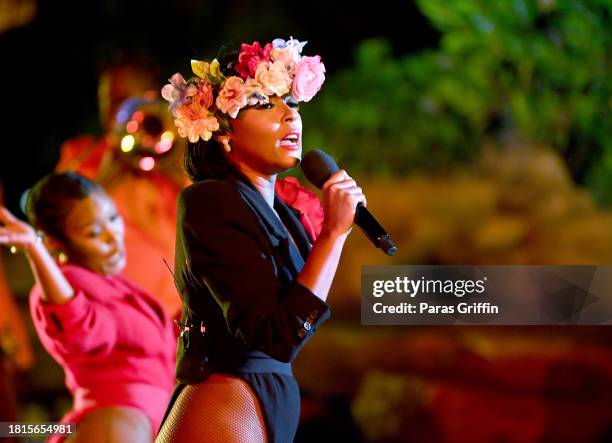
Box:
[157,37,365,443]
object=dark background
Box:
[0,0,439,211]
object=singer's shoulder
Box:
[178,179,242,212]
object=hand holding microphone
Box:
[301,149,398,256]
[321,169,366,238]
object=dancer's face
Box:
[61,192,126,275]
[227,95,302,176]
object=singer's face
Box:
[61,192,127,276]
[228,95,302,176]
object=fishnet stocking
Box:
[156,374,267,443]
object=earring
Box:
[222,139,232,153]
[58,251,68,265]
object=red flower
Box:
[235,41,273,79]
[275,177,324,242]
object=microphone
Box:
[301,149,398,256]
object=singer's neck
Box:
[239,167,276,208]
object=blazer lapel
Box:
[228,173,309,277]
[274,196,312,260]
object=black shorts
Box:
[160,370,300,443]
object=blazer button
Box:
[260,252,267,259]
[303,321,311,331]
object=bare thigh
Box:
[65,406,153,443]
[156,373,267,443]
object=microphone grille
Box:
[300,149,339,189]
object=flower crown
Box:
[161,37,325,143]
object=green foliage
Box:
[302,0,612,203]
[303,40,483,176]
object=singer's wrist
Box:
[318,226,350,244]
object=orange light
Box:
[139,157,155,171]
[126,120,139,133]
[141,135,154,148]
[132,111,144,122]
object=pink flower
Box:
[291,56,326,102]
[275,177,324,242]
[255,61,292,97]
[271,37,306,68]
[216,76,248,118]
[242,78,269,106]
[271,46,301,69]
[161,73,197,113]
[235,41,273,79]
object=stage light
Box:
[139,156,155,171]
[121,135,135,152]
[126,120,139,133]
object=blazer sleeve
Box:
[179,181,331,363]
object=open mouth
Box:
[279,133,300,149]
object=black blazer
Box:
[173,171,331,383]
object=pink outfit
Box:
[29,264,176,442]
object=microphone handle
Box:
[354,203,397,256]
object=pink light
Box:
[133,111,144,122]
[126,120,139,133]
[155,139,173,154]
[139,157,155,171]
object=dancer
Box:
[56,60,186,317]
[0,172,176,443]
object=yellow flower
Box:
[191,59,210,79]
[209,59,221,78]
